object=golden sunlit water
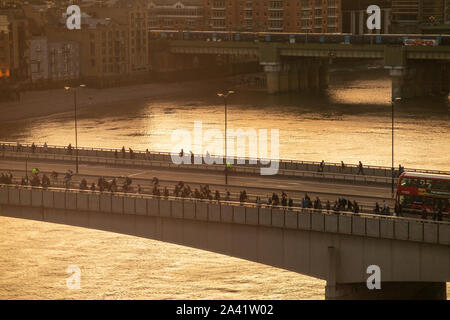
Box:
[0,216,326,300]
[0,68,449,170]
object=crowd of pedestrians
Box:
[0,164,444,220]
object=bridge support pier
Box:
[262,59,329,94]
[308,65,320,92]
[298,65,309,92]
[264,64,282,94]
[390,68,406,100]
[440,64,449,95]
[325,281,447,300]
[319,64,329,90]
[279,64,290,93]
[389,63,449,100]
[288,65,300,93]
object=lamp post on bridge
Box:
[64,84,86,175]
[392,97,401,199]
[217,90,235,185]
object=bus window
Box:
[400,178,410,186]
[410,178,419,187]
[399,195,411,207]
[433,180,446,190]
[418,179,426,187]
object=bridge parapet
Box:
[3,141,450,179]
[1,184,448,246]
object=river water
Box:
[0,65,448,299]
[0,66,449,170]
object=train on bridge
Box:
[149,30,450,46]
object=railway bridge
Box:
[149,37,450,98]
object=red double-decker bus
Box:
[396,172,450,218]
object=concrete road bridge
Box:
[0,183,448,299]
[149,36,450,98]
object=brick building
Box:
[202,0,342,33]
[45,0,149,86]
[148,0,205,30]
[83,0,149,73]
[0,6,29,81]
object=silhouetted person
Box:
[437,209,443,221]
[357,161,364,175]
[374,202,380,214]
[421,209,428,220]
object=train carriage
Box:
[148,30,450,47]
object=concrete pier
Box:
[389,63,449,99]
[263,59,329,94]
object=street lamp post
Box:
[392,97,401,198]
[65,84,86,174]
[217,90,235,185]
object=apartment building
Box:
[28,36,80,83]
[47,16,129,83]
[83,0,149,73]
[148,0,205,30]
[202,0,342,33]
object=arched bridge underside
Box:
[0,184,449,299]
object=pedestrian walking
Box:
[357,161,364,175]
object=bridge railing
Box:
[2,174,382,212]
[2,141,449,178]
[0,184,448,246]
[0,149,396,184]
